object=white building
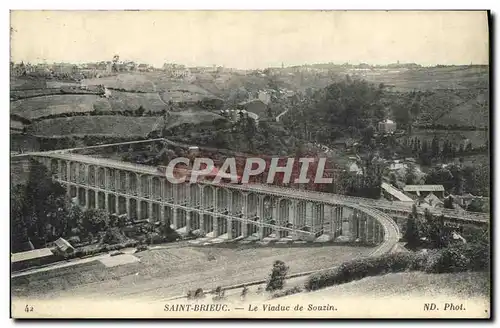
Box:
[378,119,397,134]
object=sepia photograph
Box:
[9,10,491,319]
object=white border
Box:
[1,1,497,327]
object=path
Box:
[275,107,289,122]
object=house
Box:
[378,119,397,134]
[381,182,413,202]
[347,158,363,175]
[53,237,75,256]
[388,160,407,172]
[403,185,445,199]
[421,192,444,208]
[257,90,272,105]
[11,248,55,271]
[449,193,489,209]
[137,64,150,72]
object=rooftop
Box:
[11,248,54,263]
[404,185,445,192]
[381,182,414,202]
[54,237,74,253]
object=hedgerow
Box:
[304,242,489,291]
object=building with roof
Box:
[449,193,489,208]
[53,237,75,256]
[403,185,445,199]
[348,162,363,175]
[381,182,413,202]
[421,193,444,208]
[378,119,397,134]
[11,248,56,271]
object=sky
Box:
[10,10,489,69]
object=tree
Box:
[112,54,120,72]
[194,288,205,299]
[241,285,249,300]
[266,260,289,291]
[20,159,69,248]
[423,210,450,249]
[101,227,126,245]
[444,196,454,209]
[467,199,486,213]
[361,125,375,145]
[81,208,108,236]
[11,184,29,252]
[405,164,418,185]
[431,136,440,158]
[135,106,145,116]
[405,213,420,249]
[389,173,398,186]
[419,140,431,165]
[267,106,273,118]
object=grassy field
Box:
[28,110,223,137]
[357,66,489,92]
[108,91,166,112]
[82,73,156,92]
[285,271,490,299]
[11,95,112,120]
[11,244,373,301]
[437,93,489,128]
[29,116,160,137]
[10,77,47,90]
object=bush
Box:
[266,260,289,292]
[145,232,164,244]
[271,286,303,299]
[304,243,490,292]
[305,252,428,291]
[425,242,489,273]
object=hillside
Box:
[11,95,112,120]
[295,271,489,299]
[28,110,223,137]
[10,66,489,150]
[436,93,489,128]
[107,91,166,112]
[81,73,156,92]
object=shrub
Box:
[266,260,289,292]
[194,288,205,299]
[425,243,489,273]
[305,252,426,291]
[304,242,489,292]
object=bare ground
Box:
[12,244,373,302]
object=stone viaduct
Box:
[33,153,401,245]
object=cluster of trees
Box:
[405,205,488,251]
[282,76,386,145]
[333,154,384,199]
[165,115,299,156]
[11,160,70,251]
[425,163,489,197]
[11,160,125,252]
[405,206,452,250]
[405,136,479,165]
